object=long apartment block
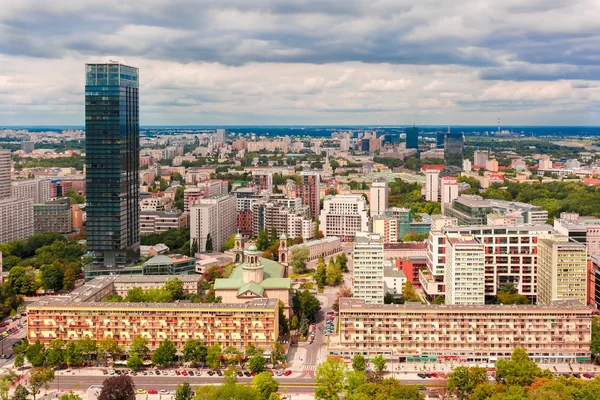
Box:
[27,276,278,351]
[329,298,592,364]
[421,224,553,300]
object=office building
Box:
[296,171,321,219]
[252,170,273,194]
[12,179,52,203]
[215,128,226,143]
[34,198,72,235]
[443,131,463,173]
[405,126,418,150]
[440,177,459,213]
[85,63,140,267]
[141,254,196,276]
[21,141,35,154]
[423,170,440,202]
[436,132,445,149]
[140,211,188,234]
[0,149,10,200]
[27,276,278,352]
[474,150,489,167]
[554,212,600,256]
[445,235,485,305]
[445,195,493,225]
[190,194,237,252]
[353,232,385,304]
[319,195,369,239]
[0,197,34,244]
[538,236,587,305]
[463,159,472,173]
[287,236,341,262]
[369,180,388,216]
[331,298,592,364]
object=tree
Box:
[296,290,321,322]
[0,376,10,400]
[247,354,267,373]
[221,234,236,252]
[314,357,348,400]
[592,317,600,361]
[245,344,260,358]
[290,315,299,330]
[446,366,488,400]
[432,295,445,305]
[383,292,397,304]
[98,376,136,400]
[59,393,83,400]
[206,344,222,370]
[332,285,352,313]
[495,347,544,387]
[336,253,348,272]
[75,338,97,365]
[98,338,122,364]
[352,354,366,372]
[271,342,285,365]
[223,346,242,366]
[372,354,386,373]
[128,335,149,357]
[164,278,185,300]
[256,230,271,251]
[12,385,29,400]
[7,266,38,295]
[205,233,213,252]
[174,382,193,400]
[151,338,176,366]
[402,233,428,242]
[183,340,207,365]
[62,265,77,291]
[45,345,64,368]
[29,367,55,400]
[40,262,65,291]
[402,281,420,302]
[315,257,327,289]
[345,371,366,399]
[253,371,279,400]
[326,257,342,286]
[25,339,46,367]
[126,354,142,371]
[290,246,309,274]
[14,353,24,369]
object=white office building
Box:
[474,150,489,167]
[440,177,459,213]
[353,232,385,304]
[423,169,440,202]
[190,194,236,252]
[445,234,485,305]
[369,180,388,216]
[319,195,369,240]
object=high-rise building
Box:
[0,149,11,200]
[369,180,388,216]
[34,198,72,235]
[423,169,440,202]
[405,126,418,149]
[296,171,320,219]
[252,170,273,194]
[215,129,226,143]
[440,177,459,213]
[444,131,463,172]
[190,194,237,252]
[353,232,385,304]
[319,195,369,239]
[0,197,34,243]
[445,235,485,305]
[21,141,35,154]
[474,150,489,167]
[183,180,228,211]
[85,63,140,267]
[538,235,587,305]
[12,179,52,203]
[372,215,398,243]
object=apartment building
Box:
[372,215,398,243]
[423,170,440,202]
[440,177,459,213]
[140,197,174,212]
[33,198,72,234]
[369,180,388,216]
[12,178,52,203]
[421,223,553,301]
[445,235,485,305]
[330,298,592,364]
[319,195,369,239]
[183,180,228,211]
[233,188,266,237]
[0,197,34,244]
[252,170,273,194]
[538,236,587,305]
[190,194,236,253]
[353,232,385,304]
[140,211,188,234]
[28,293,278,352]
[296,171,320,218]
[554,212,600,256]
[0,150,10,200]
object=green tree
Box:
[495,347,544,387]
[45,346,64,368]
[446,366,488,400]
[221,234,236,252]
[58,393,83,400]
[383,292,397,304]
[183,340,207,365]
[62,265,77,291]
[25,339,46,367]
[256,230,270,251]
[402,233,428,242]
[223,346,242,366]
[290,246,309,274]
[253,371,279,400]
[290,315,299,330]
[271,342,285,365]
[247,354,267,373]
[402,281,420,302]
[0,376,11,400]
[12,384,29,400]
[336,252,348,272]
[432,295,445,305]
[151,338,176,366]
[314,357,348,400]
[40,262,65,291]
[7,266,38,295]
[326,257,342,286]
[372,354,386,373]
[14,353,25,369]
[126,354,143,371]
[98,375,136,400]
[98,338,122,365]
[592,317,600,361]
[29,367,55,400]
[174,382,193,400]
[352,354,366,372]
[245,344,260,358]
[345,370,366,398]
[295,290,321,322]
[206,344,222,370]
[164,278,185,300]
[315,257,327,289]
[205,233,213,252]
[128,335,149,357]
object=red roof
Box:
[421,164,444,172]
[584,178,600,185]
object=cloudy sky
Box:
[1,0,599,126]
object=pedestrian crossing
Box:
[302,364,317,376]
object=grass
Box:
[289,269,315,279]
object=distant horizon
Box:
[3,124,600,128]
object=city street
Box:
[0,316,26,368]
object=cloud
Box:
[0,0,599,125]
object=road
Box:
[0,315,27,368]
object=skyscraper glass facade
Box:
[85,63,140,267]
[444,132,464,171]
[405,126,418,149]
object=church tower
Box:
[278,233,289,265]
[233,232,244,264]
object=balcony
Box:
[419,269,443,295]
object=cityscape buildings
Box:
[353,232,385,304]
[33,198,72,234]
[296,171,320,218]
[190,194,237,252]
[85,63,140,268]
[0,197,34,243]
[443,131,464,173]
[319,195,369,239]
[405,126,418,150]
[0,149,11,199]
[369,180,388,216]
[444,234,485,305]
[12,179,52,203]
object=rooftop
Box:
[384,267,407,279]
[30,297,278,310]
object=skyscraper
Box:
[443,131,464,174]
[215,129,226,143]
[296,171,320,219]
[369,180,388,216]
[0,149,11,200]
[353,232,384,304]
[85,63,140,267]
[405,126,418,150]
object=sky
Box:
[1,0,599,126]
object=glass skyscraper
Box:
[443,131,464,175]
[85,63,140,267]
[405,126,418,149]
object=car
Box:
[143,371,148,375]
[136,389,147,394]
[155,370,161,375]
[573,373,581,378]
[0,323,7,328]
[284,370,292,376]
[130,372,137,376]
[181,370,188,376]
[207,371,214,376]
[147,390,158,395]
[170,370,175,376]
[159,390,170,395]
[102,370,108,375]
[216,370,223,376]
[275,370,283,376]
[175,370,181,375]
[188,371,194,376]
[308,340,313,344]
[583,373,592,379]
[425,373,432,378]
[237,371,243,377]
[251,371,257,376]
[108,370,115,375]
[417,373,426,379]
[244,371,251,377]
[431,372,438,378]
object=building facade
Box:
[331,298,592,364]
[12,179,52,203]
[0,150,10,200]
[444,131,464,173]
[140,211,188,234]
[353,232,384,304]
[445,235,485,305]
[405,126,418,150]
[190,194,237,253]
[0,197,34,243]
[372,215,398,243]
[296,171,320,219]
[85,63,140,267]
[369,180,388,217]
[319,195,369,239]
[34,198,72,234]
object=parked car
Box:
[275,370,283,376]
[237,371,243,377]
[583,373,592,379]
[181,370,188,376]
[284,370,292,376]
[188,371,194,376]
[244,371,251,377]
[170,370,175,376]
[147,389,158,395]
[159,390,170,395]
[102,370,108,375]
[417,373,426,379]
[136,389,147,394]
[207,371,214,376]
[216,370,223,376]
